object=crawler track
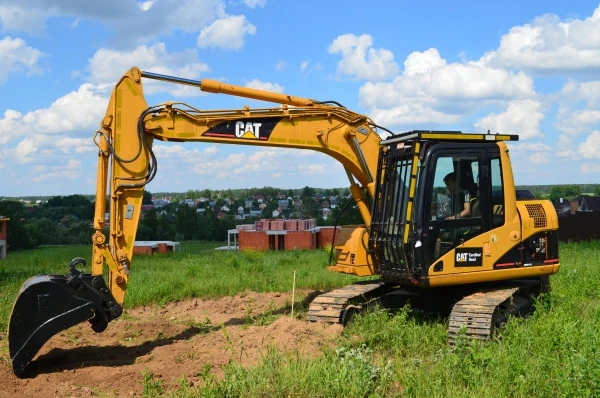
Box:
[448,287,523,346]
[307,280,393,325]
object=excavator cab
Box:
[369,130,559,288]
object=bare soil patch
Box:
[0,290,342,397]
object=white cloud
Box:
[558,80,600,105]
[15,138,37,164]
[369,104,462,128]
[243,0,266,8]
[0,36,45,83]
[0,6,49,36]
[578,130,600,159]
[556,107,600,135]
[328,34,399,81]
[0,83,110,145]
[138,1,155,11]
[481,6,600,74]
[475,99,544,139]
[358,48,535,127]
[0,0,229,48]
[581,163,600,174]
[245,79,284,93]
[148,144,342,187]
[85,42,210,96]
[275,60,286,71]
[32,159,83,182]
[554,80,600,135]
[298,60,322,75]
[197,15,256,50]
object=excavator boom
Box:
[8,67,386,376]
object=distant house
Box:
[215,212,225,219]
[153,199,168,208]
[272,209,280,217]
[208,200,217,207]
[551,195,600,217]
[221,205,230,212]
[238,206,244,214]
[255,195,265,204]
[183,199,195,207]
[575,195,600,212]
[245,199,254,209]
[277,199,290,209]
[259,203,267,210]
[141,204,154,213]
[322,208,332,218]
[196,208,206,214]
[249,208,262,217]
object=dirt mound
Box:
[0,290,342,398]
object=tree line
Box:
[0,189,362,251]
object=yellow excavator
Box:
[8,67,560,377]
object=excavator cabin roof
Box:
[381,130,519,146]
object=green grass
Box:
[0,242,362,332]
[2,241,600,397]
[185,241,600,398]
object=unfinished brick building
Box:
[236,219,340,251]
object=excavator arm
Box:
[8,67,388,376]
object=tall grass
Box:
[2,241,600,397]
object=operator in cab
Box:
[443,172,471,220]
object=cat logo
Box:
[202,117,281,141]
[456,253,469,262]
[235,121,262,139]
[454,248,483,267]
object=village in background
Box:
[0,183,599,258]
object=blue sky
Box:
[1,0,600,196]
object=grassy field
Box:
[0,242,363,333]
[1,241,600,397]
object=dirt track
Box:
[0,290,343,397]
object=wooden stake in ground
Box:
[291,270,296,318]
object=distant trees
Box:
[142,190,153,205]
[549,185,582,202]
[0,198,94,249]
[1,185,374,251]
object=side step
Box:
[307,280,393,325]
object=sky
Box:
[1,0,600,196]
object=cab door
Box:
[421,148,488,266]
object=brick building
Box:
[0,217,9,260]
[236,219,340,251]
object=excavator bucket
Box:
[8,258,122,377]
